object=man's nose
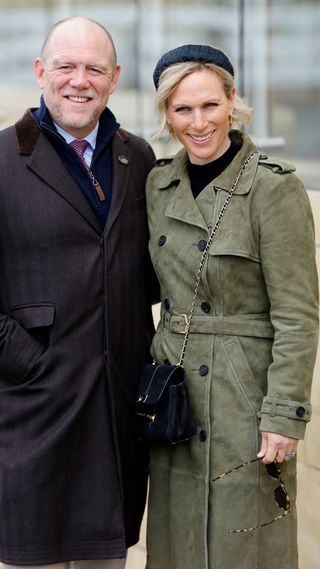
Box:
[69,68,90,88]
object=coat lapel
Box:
[27,133,102,234]
[16,109,101,234]
[165,178,208,231]
[157,149,208,231]
[104,130,132,235]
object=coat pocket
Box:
[9,303,56,328]
[9,302,56,372]
[9,303,56,349]
[222,336,265,415]
[0,304,55,387]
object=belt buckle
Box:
[174,312,189,335]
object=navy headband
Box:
[153,44,234,89]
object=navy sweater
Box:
[33,98,119,229]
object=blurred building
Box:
[0,0,319,184]
[0,2,319,568]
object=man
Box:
[0,16,157,569]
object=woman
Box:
[145,44,319,569]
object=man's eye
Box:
[88,68,103,75]
[58,65,72,72]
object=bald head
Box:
[41,16,117,68]
[34,15,121,138]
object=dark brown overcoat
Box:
[0,109,156,564]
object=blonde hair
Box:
[153,61,252,138]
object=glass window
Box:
[0,0,318,188]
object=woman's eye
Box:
[175,106,190,113]
[205,103,219,109]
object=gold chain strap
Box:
[177,153,256,367]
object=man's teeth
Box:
[189,132,213,142]
[68,96,89,102]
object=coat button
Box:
[158,235,166,246]
[199,430,207,442]
[118,155,129,165]
[201,301,211,314]
[198,240,207,251]
[296,406,306,418]
[199,365,209,376]
[259,154,268,160]
[163,298,170,310]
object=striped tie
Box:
[68,139,105,202]
[69,139,90,170]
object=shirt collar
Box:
[33,96,120,148]
[53,121,99,151]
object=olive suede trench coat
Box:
[145,131,319,569]
[0,109,157,564]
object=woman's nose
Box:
[191,109,207,130]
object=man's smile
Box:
[65,95,92,103]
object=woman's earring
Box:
[228,115,233,127]
[168,124,174,135]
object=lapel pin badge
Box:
[118,155,129,166]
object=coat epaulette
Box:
[155,157,174,167]
[258,153,295,175]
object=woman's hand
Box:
[257,431,299,464]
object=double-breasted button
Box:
[259,154,268,160]
[199,365,209,376]
[158,235,166,246]
[201,301,211,314]
[163,298,170,310]
[199,430,207,442]
[296,406,306,418]
[198,240,207,252]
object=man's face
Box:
[34,20,121,138]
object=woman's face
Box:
[166,68,235,165]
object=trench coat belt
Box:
[162,311,275,339]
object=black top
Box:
[188,140,241,198]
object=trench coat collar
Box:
[157,131,260,198]
[15,108,132,235]
[156,131,260,230]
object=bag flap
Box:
[137,364,184,405]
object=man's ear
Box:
[109,64,121,96]
[34,58,45,89]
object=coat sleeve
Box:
[257,168,319,439]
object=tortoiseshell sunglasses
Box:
[212,457,290,533]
